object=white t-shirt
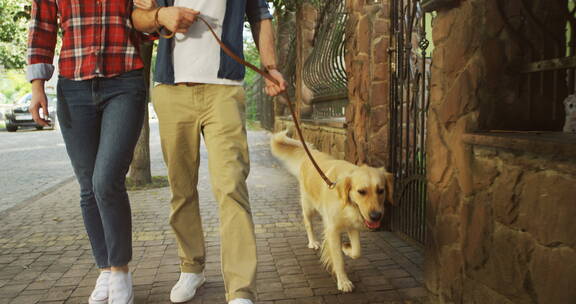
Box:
[172,0,243,86]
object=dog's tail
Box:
[270,129,310,176]
[320,238,335,275]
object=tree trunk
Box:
[129,41,154,185]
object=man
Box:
[132,1,286,303]
[28,1,149,303]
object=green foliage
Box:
[0,0,30,69]
[243,37,261,121]
[0,70,30,103]
[244,37,261,87]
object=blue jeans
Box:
[57,69,146,268]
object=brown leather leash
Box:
[159,16,336,188]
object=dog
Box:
[270,130,394,292]
[564,94,576,133]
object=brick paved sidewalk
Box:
[0,131,427,304]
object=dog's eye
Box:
[570,104,574,109]
[377,188,384,195]
[357,189,367,195]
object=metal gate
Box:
[387,0,431,245]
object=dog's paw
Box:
[308,240,321,250]
[337,278,354,293]
[342,244,360,259]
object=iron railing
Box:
[497,1,573,131]
[302,0,348,102]
[245,74,275,130]
[248,9,297,128]
[311,98,348,120]
[387,0,430,246]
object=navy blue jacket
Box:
[154,0,273,84]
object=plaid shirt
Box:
[27,0,145,81]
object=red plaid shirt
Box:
[27,0,145,81]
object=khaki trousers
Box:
[152,84,257,301]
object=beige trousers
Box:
[152,84,257,301]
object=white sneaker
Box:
[170,272,206,303]
[108,271,134,304]
[229,299,254,304]
[89,270,110,304]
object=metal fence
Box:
[302,0,348,118]
[246,9,297,129]
[246,75,275,131]
[311,98,348,120]
[386,0,431,246]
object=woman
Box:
[27,1,147,303]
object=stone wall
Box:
[344,0,390,167]
[456,141,576,303]
[426,0,576,302]
[272,3,349,159]
[274,118,346,160]
[271,0,392,164]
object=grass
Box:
[126,176,169,191]
[0,120,5,129]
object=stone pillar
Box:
[295,2,318,118]
[345,0,391,167]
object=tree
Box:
[0,0,30,69]
[0,69,30,102]
[128,41,154,186]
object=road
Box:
[0,119,166,212]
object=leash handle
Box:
[188,16,336,188]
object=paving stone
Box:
[43,286,75,301]
[8,294,42,304]
[259,292,289,301]
[0,131,426,303]
[25,281,56,291]
[257,281,283,292]
[398,287,429,299]
[313,287,340,296]
[284,287,314,298]
[0,284,29,297]
[389,277,420,289]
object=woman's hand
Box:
[134,0,157,10]
[264,69,287,97]
[29,80,51,127]
[158,7,200,33]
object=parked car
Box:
[3,93,57,132]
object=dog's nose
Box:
[369,211,382,221]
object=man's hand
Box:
[158,7,200,34]
[134,0,157,10]
[29,80,51,127]
[264,69,287,97]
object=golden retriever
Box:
[270,130,394,292]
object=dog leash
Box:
[159,16,336,189]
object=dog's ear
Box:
[336,176,352,206]
[379,167,395,205]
